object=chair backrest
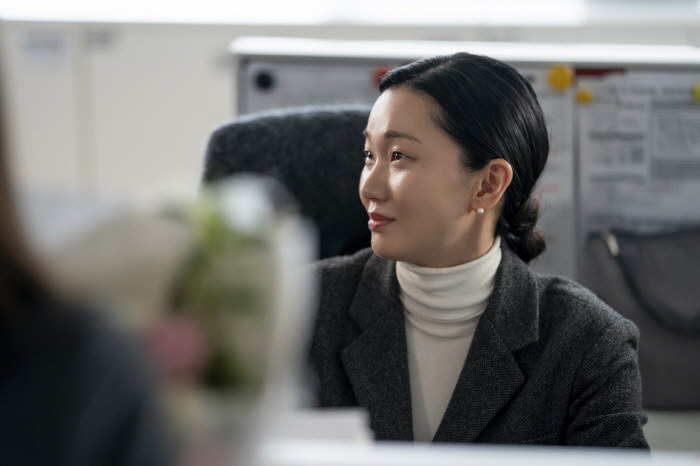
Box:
[584,230,700,409]
[202,105,372,260]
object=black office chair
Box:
[202,105,372,260]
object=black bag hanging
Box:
[584,228,700,409]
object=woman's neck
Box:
[413,227,498,268]
[396,237,502,325]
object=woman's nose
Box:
[359,162,389,203]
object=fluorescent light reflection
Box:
[0,0,586,25]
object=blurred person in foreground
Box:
[0,67,170,464]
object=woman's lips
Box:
[368,212,394,231]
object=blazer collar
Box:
[435,247,540,442]
[480,245,540,353]
[341,245,541,442]
[342,252,413,440]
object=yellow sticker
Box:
[694,81,700,103]
[548,65,574,92]
[576,87,594,105]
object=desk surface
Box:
[260,439,700,466]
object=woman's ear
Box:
[470,159,513,213]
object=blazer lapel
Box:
[434,247,540,443]
[340,254,414,441]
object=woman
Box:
[0,67,170,464]
[310,52,648,448]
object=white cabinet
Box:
[87,24,234,195]
[1,22,83,189]
[1,22,236,198]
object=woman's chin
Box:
[370,238,404,263]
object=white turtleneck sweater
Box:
[396,237,502,442]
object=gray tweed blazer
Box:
[310,245,649,448]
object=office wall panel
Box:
[231,37,700,280]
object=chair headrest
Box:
[203,105,372,259]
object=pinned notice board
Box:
[578,69,700,230]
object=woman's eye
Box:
[363,150,373,160]
[392,151,407,161]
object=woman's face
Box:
[360,87,483,268]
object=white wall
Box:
[3,20,700,198]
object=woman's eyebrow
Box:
[362,129,422,144]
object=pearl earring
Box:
[476,208,485,215]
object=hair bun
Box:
[501,197,546,263]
